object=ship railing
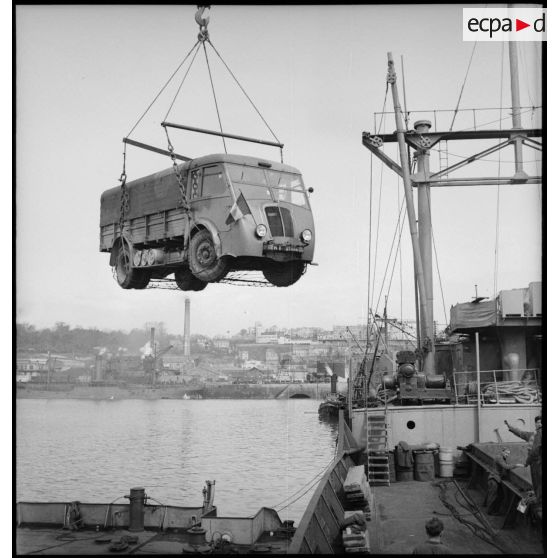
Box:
[452,368,541,405]
[372,106,542,135]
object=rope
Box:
[367,153,376,349]
[202,42,227,152]
[382,202,405,315]
[271,454,336,510]
[436,480,507,553]
[207,39,282,145]
[480,380,541,404]
[518,43,535,110]
[493,41,505,299]
[373,198,406,317]
[125,40,201,138]
[164,42,203,121]
[425,191,448,327]
[450,42,478,131]
[431,227,448,328]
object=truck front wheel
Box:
[263,261,306,287]
[114,242,150,289]
[188,230,229,282]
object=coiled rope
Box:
[480,381,541,404]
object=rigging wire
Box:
[425,192,448,328]
[163,42,203,122]
[369,84,389,348]
[366,153,375,350]
[382,200,406,316]
[270,455,336,510]
[457,107,534,132]
[493,41,505,299]
[125,40,201,138]
[202,41,227,153]
[449,42,478,131]
[373,198,406,318]
[518,43,535,110]
[207,39,282,146]
[398,176,403,324]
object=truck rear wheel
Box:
[189,230,229,282]
[263,261,306,287]
[115,242,150,289]
[175,268,207,292]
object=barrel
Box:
[413,451,435,481]
[396,469,414,482]
[439,447,454,478]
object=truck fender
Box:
[109,236,133,267]
[187,219,223,258]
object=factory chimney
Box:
[184,297,191,358]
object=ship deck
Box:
[15,526,290,555]
[367,479,543,555]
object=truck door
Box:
[189,164,232,232]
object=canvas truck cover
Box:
[100,164,189,227]
[449,299,497,332]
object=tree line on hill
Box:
[16,322,197,357]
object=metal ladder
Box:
[367,412,390,486]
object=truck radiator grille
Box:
[265,206,294,237]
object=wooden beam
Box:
[123,138,192,162]
[162,121,284,149]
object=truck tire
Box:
[188,230,229,282]
[175,268,207,292]
[114,242,149,289]
[263,261,306,287]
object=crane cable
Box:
[494,41,505,299]
[125,39,202,140]
[207,38,282,148]
[123,6,283,163]
[202,41,227,152]
[367,83,389,352]
[449,41,478,132]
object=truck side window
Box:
[201,165,226,197]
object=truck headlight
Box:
[301,229,312,243]
[255,224,267,238]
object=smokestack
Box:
[184,297,191,358]
[95,355,103,382]
[150,328,156,357]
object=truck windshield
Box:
[226,164,307,207]
[265,170,307,208]
[226,164,272,200]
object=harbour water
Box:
[16,398,337,523]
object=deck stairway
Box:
[366,412,390,486]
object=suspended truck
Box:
[100,153,315,290]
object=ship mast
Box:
[386,52,434,372]
[363,43,542,376]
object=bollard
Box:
[128,487,146,532]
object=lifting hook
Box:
[195,5,210,42]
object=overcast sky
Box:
[16,4,543,336]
